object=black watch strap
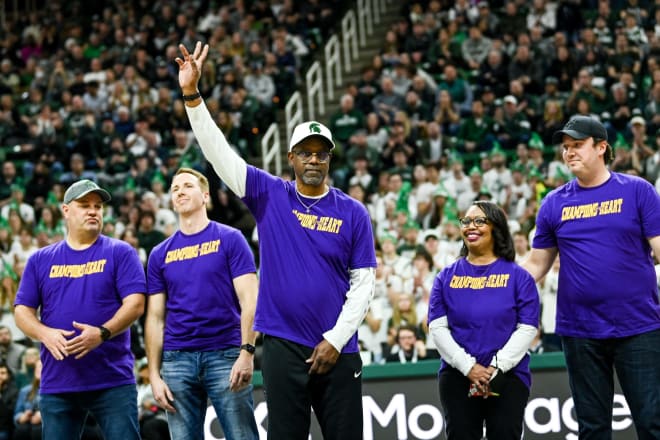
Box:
[240,343,256,354]
[182,91,201,101]
[99,326,111,341]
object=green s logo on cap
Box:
[309,122,321,133]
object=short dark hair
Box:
[594,138,614,165]
[139,210,156,222]
[413,249,434,268]
[0,362,13,378]
[396,324,419,341]
[460,201,515,261]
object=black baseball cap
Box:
[63,180,111,204]
[552,116,608,144]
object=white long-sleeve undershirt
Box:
[185,103,247,197]
[429,316,537,375]
[186,101,375,352]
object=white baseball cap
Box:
[288,121,335,152]
[630,116,646,126]
[503,95,518,105]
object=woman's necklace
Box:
[296,190,324,213]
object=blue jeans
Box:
[40,384,139,440]
[161,348,258,440]
[562,329,660,440]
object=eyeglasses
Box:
[294,150,332,163]
[459,216,489,227]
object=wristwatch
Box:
[99,326,111,341]
[240,343,256,354]
[181,91,201,101]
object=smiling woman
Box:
[459,201,515,264]
[428,201,539,440]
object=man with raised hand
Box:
[176,42,377,440]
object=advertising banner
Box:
[203,354,635,439]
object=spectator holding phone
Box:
[428,201,539,440]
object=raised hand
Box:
[176,41,209,94]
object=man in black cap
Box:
[522,115,660,439]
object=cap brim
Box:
[289,134,335,152]
[71,188,112,204]
[552,129,590,144]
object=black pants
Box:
[12,423,41,440]
[261,335,363,440]
[140,415,170,440]
[439,367,529,440]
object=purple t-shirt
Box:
[243,166,377,353]
[15,235,146,394]
[428,258,539,388]
[147,221,256,351]
[533,172,660,338]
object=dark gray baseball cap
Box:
[63,179,111,204]
[552,116,608,144]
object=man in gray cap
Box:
[522,116,660,439]
[14,179,146,440]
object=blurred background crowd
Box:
[0,0,658,436]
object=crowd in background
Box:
[341,0,660,365]
[0,1,658,433]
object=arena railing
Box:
[260,0,388,173]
